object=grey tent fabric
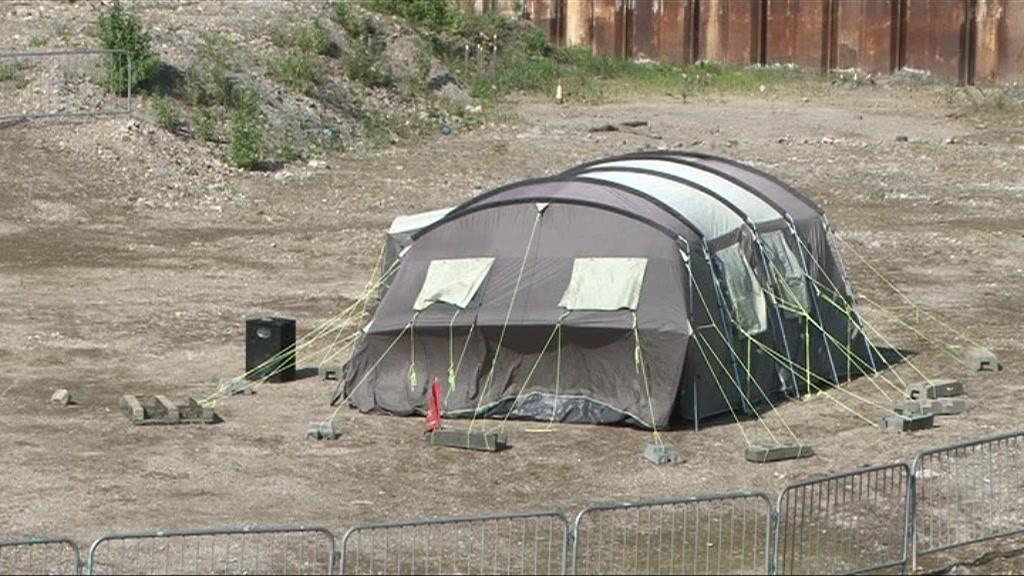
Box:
[337,151,861,429]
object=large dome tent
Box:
[332,151,876,429]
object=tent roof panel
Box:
[573,170,744,239]
[590,159,782,224]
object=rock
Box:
[50,389,71,406]
[895,135,909,142]
[307,159,327,169]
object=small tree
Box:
[230,90,263,170]
[97,0,158,94]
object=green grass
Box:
[96,0,158,94]
[945,85,1024,115]
[186,35,236,108]
[29,34,48,47]
[0,62,29,89]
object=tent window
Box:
[413,258,494,311]
[560,257,647,311]
[716,244,768,334]
[761,230,811,315]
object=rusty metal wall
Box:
[974,0,1024,83]
[901,0,970,83]
[833,0,898,74]
[504,0,1024,84]
[765,0,830,69]
[698,0,763,66]
[630,0,696,66]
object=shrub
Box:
[332,0,368,37]
[191,107,217,141]
[270,48,324,93]
[346,34,393,88]
[185,35,235,108]
[96,0,158,94]
[365,0,462,33]
[229,90,263,170]
[151,94,180,130]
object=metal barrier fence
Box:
[0,49,132,123]
[774,463,912,575]
[85,526,336,575]
[911,430,1024,564]
[571,492,773,575]
[339,511,569,575]
[0,537,81,575]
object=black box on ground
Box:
[245,316,296,382]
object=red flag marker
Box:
[425,377,443,433]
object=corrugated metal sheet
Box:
[492,0,1023,84]
[901,0,970,83]
[766,0,830,70]
[698,0,763,66]
[834,0,897,74]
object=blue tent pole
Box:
[749,225,802,399]
[701,241,749,415]
[786,217,841,386]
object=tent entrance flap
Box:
[413,257,494,311]
[560,257,647,311]
[716,245,768,334]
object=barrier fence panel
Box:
[0,537,81,575]
[85,526,335,575]
[774,463,911,575]
[339,511,570,575]
[911,430,1024,562]
[571,492,773,575]
[0,49,132,122]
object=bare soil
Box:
[2,87,1023,573]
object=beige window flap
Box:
[413,258,494,311]
[560,257,647,311]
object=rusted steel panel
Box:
[632,0,660,60]
[901,0,969,83]
[975,0,1024,83]
[565,0,592,47]
[658,0,696,66]
[525,0,563,43]
[698,0,763,66]
[833,0,897,74]
[765,0,830,70]
[592,0,627,58]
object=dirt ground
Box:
[2,88,1023,573]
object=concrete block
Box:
[882,413,934,432]
[906,379,964,401]
[745,443,814,463]
[931,398,967,415]
[318,364,340,381]
[895,398,966,416]
[154,395,180,423]
[643,443,682,465]
[119,395,217,425]
[50,389,72,406]
[119,394,145,422]
[427,428,508,452]
[965,347,1000,372]
[306,420,338,440]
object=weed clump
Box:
[97,0,158,94]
